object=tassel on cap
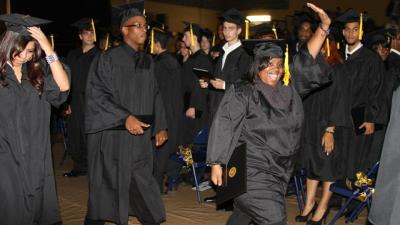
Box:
[91,18,97,42]
[326,37,330,57]
[336,41,340,50]
[105,33,109,50]
[283,44,291,86]
[190,23,195,47]
[212,33,216,47]
[50,34,54,50]
[150,28,155,54]
[358,13,363,40]
[245,19,249,40]
[272,24,278,39]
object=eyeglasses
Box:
[124,22,150,30]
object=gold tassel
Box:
[326,37,330,57]
[272,24,278,39]
[336,42,340,50]
[283,44,291,86]
[50,34,54,50]
[190,23,195,47]
[150,28,155,54]
[358,13,363,40]
[91,18,97,42]
[245,20,249,40]
[212,33,216,47]
[105,33,109,50]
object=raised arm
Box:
[306,3,331,59]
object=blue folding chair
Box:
[170,128,208,203]
[328,161,380,225]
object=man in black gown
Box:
[335,9,385,177]
[84,6,168,225]
[152,29,184,193]
[63,18,100,177]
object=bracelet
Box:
[319,23,330,35]
[45,53,59,64]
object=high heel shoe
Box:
[295,203,318,222]
[307,208,330,225]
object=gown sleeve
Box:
[85,53,131,134]
[365,54,385,124]
[206,84,249,165]
[42,59,70,107]
[291,45,332,97]
[151,60,168,135]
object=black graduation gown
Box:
[369,86,400,225]
[209,45,251,122]
[0,62,69,225]
[153,51,184,191]
[65,46,100,172]
[182,49,213,144]
[207,48,331,225]
[85,43,167,225]
[300,64,351,181]
[340,46,385,177]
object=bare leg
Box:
[301,178,319,216]
[311,181,333,221]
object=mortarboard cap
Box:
[220,8,246,26]
[183,21,203,39]
[112,0,145,27]
[250,23,280,39]
[365,28,392,48]
[0,13,51,35]
[202,28,213,40]
[335,9,367,24]
[242,39,285,57]
[153,29,171,46]
[71,18,98,31]
[293,11,318,30]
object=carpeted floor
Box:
[52,143,368,225]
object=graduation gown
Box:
[341,46,385,177]
[182,49,213,144]
[65,46,100,172]
[85,43,167,225]
[209,45,251,122]
[369,86,400,225]
[0,62,69,225]
[207,47,331,225]
[300,64,351,181]
[153,51,184,191]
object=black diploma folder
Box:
[216,143,247,205]
[351,107,382,135]
[192,68,215,80]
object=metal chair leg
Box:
[191,163,201,204]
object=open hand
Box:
[322,132,334,156]
[125,115,150,135]
[27,27,54,55]
[307,3,331,27]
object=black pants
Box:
[226,208,252,225]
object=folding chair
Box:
[170,128,208,203]
[328,161,380,225]
[292,168,307,212]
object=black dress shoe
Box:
[63,170,87,177]
[204,195,216,203]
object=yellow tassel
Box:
[212,33,216,47]
[358,13,363,40]
[245,20,249,40]
[150,28,154,54]
[283,44,291,86]
[105,33,109,50]
[326,37,330,57]
[336,42,340,50]
[50,34,54,50]
[272,24,278,39]
[91,18,97,42]
[190,23,195,47]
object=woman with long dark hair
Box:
[207,3,333,225]
[0,14,70,225]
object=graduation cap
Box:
[335,9,368,40]
[112,0,145,27]
[364,29,392,48]
[183,21,203,47]
[293,11,318,31]
[0,13,51,35]
[250,23,279,39]
[149,28,171,53]
[242,39,291,85]
[220,8,246,26]
[71,18,98,42]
